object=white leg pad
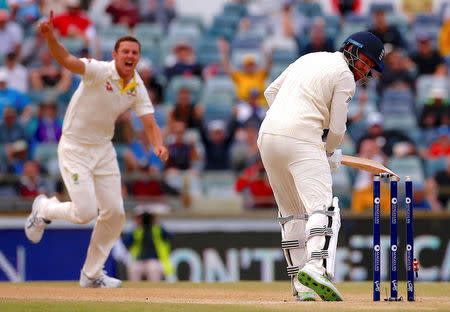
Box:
[305,197,341,279]
[278,213,309,295]
[325,197,341,278]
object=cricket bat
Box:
[341,155,400,181]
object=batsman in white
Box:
[24,11,169,288]
[258,31,385,301]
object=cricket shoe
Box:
[25,194,52,244]
[293,277,316,301]
[297,266,343,301]
[80,271,122,288]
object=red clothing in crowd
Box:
[52,11,92,37]
[235,165,274,208]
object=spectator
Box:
[266,0,306,50]
[52,0,96,46]
[413,179,443,211]
[439,6,450,57]
[7,0,40,29]
[199,118,238,171]
[218,37,272,106]
[123,128,164,173]
[0,70,30,117]
[29,50,73,94]
[164,40,203,82]
[0,9,23,58]
[0,106,26,144]
[3,139,28,174]
[32,101,62,144]
[105,0,140,29]
[427,126,449,159]
[18,160,48,198]
[140,0,176,29]
[124,205,174,281]
[433,158,450,208]
[20,28,48,67]
[376,49,415,95]
[346,88,378,142]
[137,59,164,104]
[419,87,450,129]
[235,155,275,209]
[167,87,202,132]
[368,8,406,50]
[351,137,390,214]
[0,52,28,93]
[164,121,201,200]
[401,0,433,23]
[410,33,447,76]
[231,124,261,172]
[112,110,134,145]
[236,88,266,128]
[331,0,361,16]
[301,18,335,56]
[357,112,414,157]
[165,121,199,171]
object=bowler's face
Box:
[113,41,140,81]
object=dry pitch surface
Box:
[0,281,449,312]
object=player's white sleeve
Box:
[264,64,291,106]
[131,80,155,117]
[325,71,355,153]
[80,58,109,85]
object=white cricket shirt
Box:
[62,59,154,145]
[260,51,356,153]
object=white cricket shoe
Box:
[293,278,316,301]
[25,194,51,244]
[297,266,343,301]
[80,271,122,288]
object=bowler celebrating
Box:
[258,32,384,301]
[25,11,168,288]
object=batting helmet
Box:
[340,31,385,72]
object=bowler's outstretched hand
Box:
[38,10,54,38]
[154,145,169,162]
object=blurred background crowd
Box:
[0,0,448,214]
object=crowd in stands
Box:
[0,0,448,212]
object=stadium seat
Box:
[165,76,203,105]
[231,49,263,68]
[172,15,205,32]
[424,157,447,178]
[383,113,417,131]
[297,1,322,17]
[332,165,352,209]
[223,2,248,18]
[98,24,129,40]
[203,76,236,94]
[202,92,234,122]
[380,89,415,115]
[388,156,425,182]
[201,171,237,197]
[59,38,85,56]
[168,23,202,42]
[134,23,164,43]
[369,3,394,13]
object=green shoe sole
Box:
[297,271,343,301]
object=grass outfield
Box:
[0,281,449,311]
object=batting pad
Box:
[305,196,341,278]
[279,213,309,295]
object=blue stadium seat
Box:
[383,113,418,131]
[380,89,415,115]
[297,1,322,17]
[424,157,447,178]
[203,92,234,122]
[223,2,248,18]
[369,3,394,13]
[98,24,129,40]
[388,156,425,182]
[134,23,164,43]
[165,76,203,105]
[203,76,235,94]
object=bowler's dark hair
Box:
[114,36,141,52]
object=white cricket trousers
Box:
[257,133,333,273]
[40,135,125,279]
